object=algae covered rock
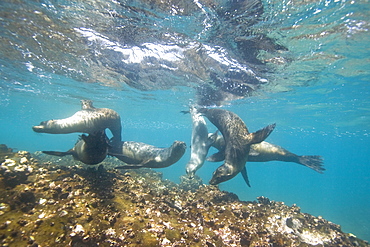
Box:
[0,150,368,246]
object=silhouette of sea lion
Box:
[110,141,186,169]
[208,134,324,173]
[32,100,122,143]
[198,108,275,186]
[42,130,110,165]
[183,106,218,177]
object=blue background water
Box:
[1,0,370,242]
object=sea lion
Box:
[207,134,325,173]
[198,108,275,186]
[109,141,186,169]
[32,100,122,143]
[184,106,218,178]
[42,130,110,165]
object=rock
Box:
[0,150,368,246]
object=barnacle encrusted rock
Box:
[0,149,368,246]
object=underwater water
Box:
[1,0,370,243]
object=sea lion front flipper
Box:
[249,123,276,144]
[109,153,142,165]
[248,149,260,156]
[240,166,251,187]
[42,151,72,157]
[207,151,225,162]
[207,130,219,146]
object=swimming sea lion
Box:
[207,134,325,173]
[42,130,110,165]
[110,141,186,169]
[32,100,122,143]
[198,108,275,186]
[184,106,218,178]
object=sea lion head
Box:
[186,163,197,178]
[32,120,57,133]
[209,163,236,185]
[171,141,187,156]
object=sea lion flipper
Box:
[249,123,276,144]
[206,151,225,162]
[298,155,325,173]
[207,130,219,146]
[42,151,72,157]
[80,134,90,143]
[136,159,159,167]
[240,166,251,187]
[109,153,139,164]
[249,149,260,156]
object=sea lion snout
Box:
[32,126,44,132]
[32,123,47,132]
[186,165,196,178]
[32,120,55,132]
[209,164,234,185]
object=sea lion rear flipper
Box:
[80,134,90,143]
[298,155,325,173]
[207,150,225,162]
[240,166,251,187]
[42,151,72,157]
[250,123,276,144]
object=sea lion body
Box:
[33,100,122,143]
[110,141,186,169]
[185,106,217,177]
[208,135,324,173]
[199,108,275,185]
[42,130,109,165]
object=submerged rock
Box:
[0,150,368,246]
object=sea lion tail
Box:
[298,155,325,173]
[250,123,276,144]
[42,151,71,157]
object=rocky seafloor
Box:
[0,147,369,247]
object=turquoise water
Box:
[1,0,370,242]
